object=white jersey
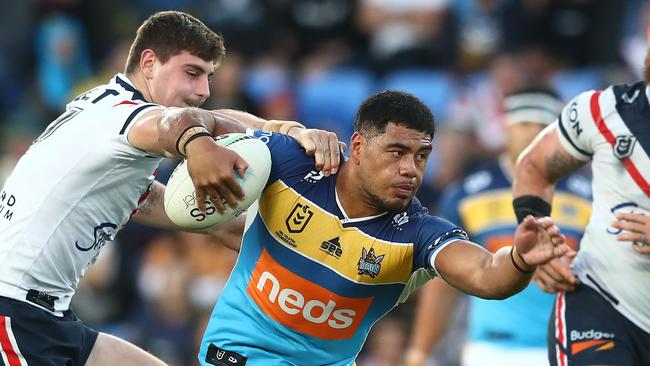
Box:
[0,74,164,315]
[556,81,650,332]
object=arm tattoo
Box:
[544,147,584,182]
[137,184,161,217]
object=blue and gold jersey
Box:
[438,159,592,348]
[199,132,466,366]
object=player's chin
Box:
[384,196,412,213]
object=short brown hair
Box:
[125,11,225,74]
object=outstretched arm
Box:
[435,216,571,299]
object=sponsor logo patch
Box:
[246,250,373,340]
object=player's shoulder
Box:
[253,130,318,183]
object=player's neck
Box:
[335,165,384,218]
[125,72,154,103]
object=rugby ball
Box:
[164,133,271,230]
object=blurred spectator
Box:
[202,51,259,114]
[432,52,525,190]
[355,0,457,73]
[35,11,92,112]
[620,0,650,80]
[452,0,505,71]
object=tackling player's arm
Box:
[129,107,342,212]
[434,216,571,299]
[512,124,586,209]
[512,124,587,291]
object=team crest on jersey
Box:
[613,135,636,159]
[358,247,384,278]
[285,202,314,233]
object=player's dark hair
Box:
[354,91,435,139]
[125,11,225,74]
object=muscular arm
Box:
[434,216,569,299]
[513,124,586,201]
[435,241,531,299]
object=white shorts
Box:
[462,341,548,366]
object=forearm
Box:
[157,107,246,158]
[131,181,182,230]
[436,242,532,300]
[211,109,305,134]
[475,246,533,299]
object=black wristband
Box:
[512,195,551,224]
[510,246,535,274]
[182,131,212,155]
[175,125,204,156]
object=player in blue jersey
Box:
[199,90,573,366]
[404,86,592,366]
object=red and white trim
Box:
[589,91,650,198]
[0,316,27,366]
[554,292,568,366]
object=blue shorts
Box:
[0,296,98,366]
[548,284,650,366]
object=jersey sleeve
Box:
[412,215,468,275]
[252,130,316,186]
[555,90,599,162]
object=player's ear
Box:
[349,132,364,165]
[140,49,156,79]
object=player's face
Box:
[356,123,432,213]
[150,51,215,107]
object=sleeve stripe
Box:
[119,104,159,135]
[427,238,465,275]
[557,114,592,157]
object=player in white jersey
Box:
[0,11,341,366]
[513,27,650,366]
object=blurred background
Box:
[0,0,648,365]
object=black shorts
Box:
[548,283,650,366]
[0,296,98,366]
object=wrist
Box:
[510,245,536,274]
[176,125,210,157]
[512,195,551,224]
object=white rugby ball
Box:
[164,133,271,230]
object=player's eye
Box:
[187,71,199,79]
[389,151,402,157]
